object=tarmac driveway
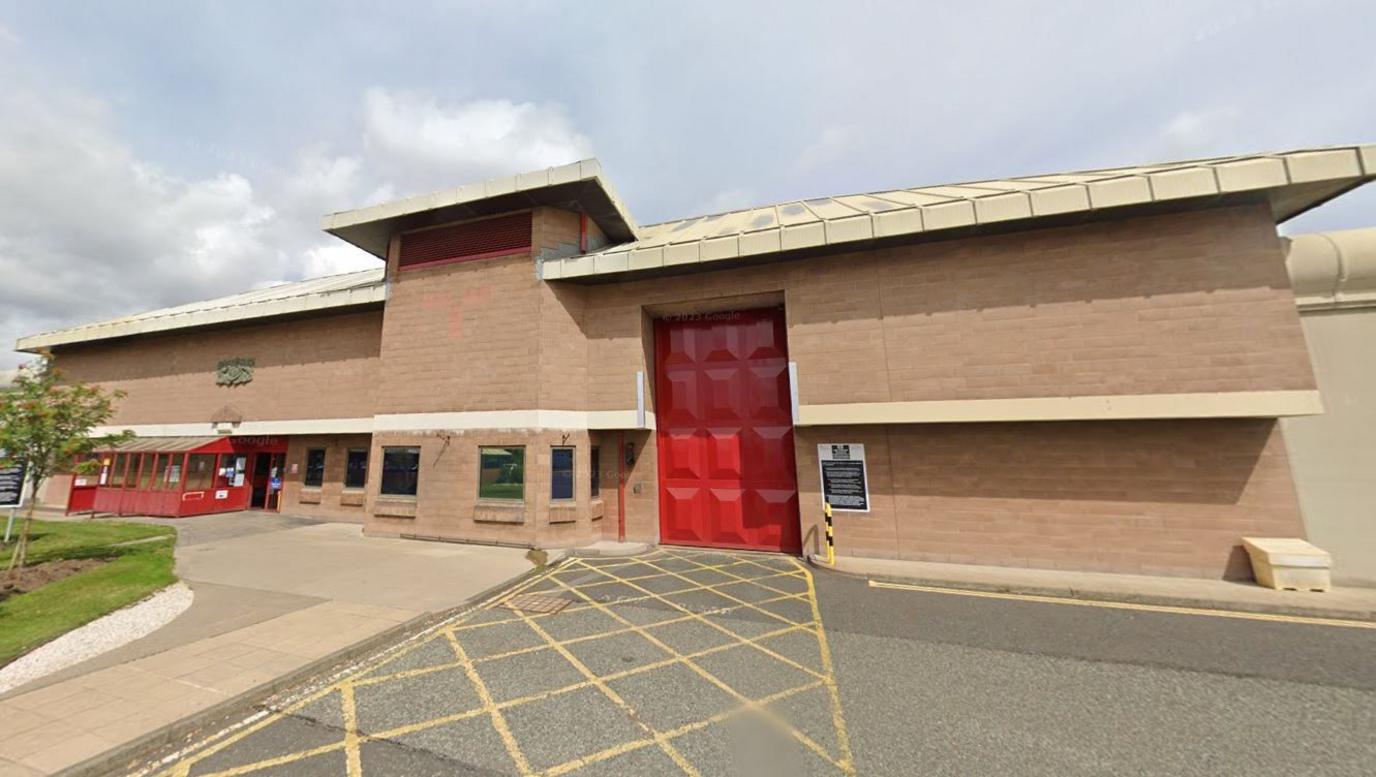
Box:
[149,549,855,776]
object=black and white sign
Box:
[818,443,869,512]
[0,460,27,508]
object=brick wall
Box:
[53,309,382,425]
[280,434,373,522]
[795,419,1305,579]
[580,203,1313,411]
[376,207,592,415]
[364,429,603,548]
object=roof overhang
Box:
[542,145,1376,282]
[321,159,638,259]
[17,268,386,353]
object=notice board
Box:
[818,443,869,512]
[0,461,27,508]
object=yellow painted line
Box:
[867,580,1376,630]
[797,558,856,775]
[339,683,363,777]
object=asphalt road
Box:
[816,572,1376,776]
[134,551,1376,777]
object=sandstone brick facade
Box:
[57,309,382,425]
[45,201,1318,577]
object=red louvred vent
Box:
[398,212,532,270]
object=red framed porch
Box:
[89,436,289,518]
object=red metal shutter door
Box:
[654,308,801,553]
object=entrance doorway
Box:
[249,452,285,511]
[654,307,801,553]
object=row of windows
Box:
[302,448,369,489]
[375,445,601,501]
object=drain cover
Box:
[503,593,572,614]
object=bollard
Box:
[824,501,835,565]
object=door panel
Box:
[654,308,801,553]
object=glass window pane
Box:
[304,448,326,487]
[590,446,600,498]
[185,454,216,491]
[380,447,419,496]
[345,449,369,489]
[551,447,574,501]
[110,453,129,487]
[136,454,155,489]
[151,454,169,491]
[479,447,524,501]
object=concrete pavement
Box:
[0,513,535,776]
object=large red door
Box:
[654,308,801,553]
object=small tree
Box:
[0,359,130,573]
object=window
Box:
[380,447,420,496]
[304,448,326,488]
[185,454,216,491]
[551,447,574,501]
[151,454,169,491]
[110,453,130,488]
[590,446,600,498]
[345,449,369,489]
[479,446,525,501]
[136,454,155,489]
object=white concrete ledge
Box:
[94,409,654,438]
[92,417,376,437]
[796,390,1323,426]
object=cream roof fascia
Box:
[323,158,639,258]
[544,144,1376,281]
[16,268,387,352]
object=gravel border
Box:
[0,581,194,695]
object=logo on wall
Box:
[215,357,256,387]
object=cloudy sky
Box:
[2,0,1373,367]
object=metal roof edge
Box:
[544,144,1375,281]
[16,268,387,352]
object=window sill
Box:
[549,502,578,524]
[475,501,525,525]
[298,488,322,505]
[374,498,418,518]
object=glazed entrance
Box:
[653,307,801,553]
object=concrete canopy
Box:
[321,159,638,259]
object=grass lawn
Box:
[0,520,178,665]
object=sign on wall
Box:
[818,444,869,513]
[0,460,28,509]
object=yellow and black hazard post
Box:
[823,501,835,565]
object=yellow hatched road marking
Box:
[572,560,828,681]
[442,629,534,775]
[156,550,855,777]
[551,557,851,772]
[511,603,702,775]
[868,579,1376,629]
